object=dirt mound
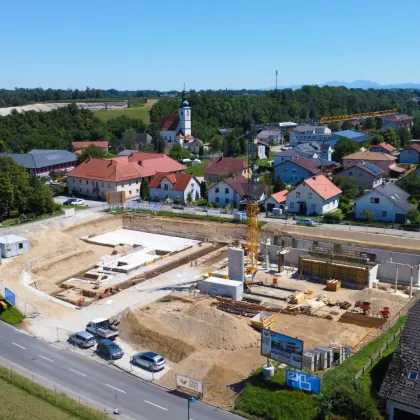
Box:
[348,288,408,313]
[64,214,122,238]
[111,244,135,255]
[119,310,196,363]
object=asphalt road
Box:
[0,322,243,420]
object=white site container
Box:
[197,277,243,301]
[0,234,30,258]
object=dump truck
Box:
[86,318,120,340]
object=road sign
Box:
[4,288,16,306]
[286,370,321,394]
[261,329,303,369]
[175,374,203,398]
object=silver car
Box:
[69,331,96,348]
[132,351,166,371]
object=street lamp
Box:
[188,396,196,420]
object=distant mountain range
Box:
[268,80,420,90]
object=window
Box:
[311,204,316,210]
[290,202,295,209]
[215,187,219,193]
[349,171,353,176]
[108,183,110,188]
[308,193,312,199]
[370,197,380,204]
[79,179,81,184]
[215,197,219,203]
[129,191,132,195]
[382,211,387,217]
[79,188,82,192]
[225,188,229,194]
[19,242,23,249]
[291,169,296,173]
[359,172,363,176]
[296,192,300,197]
[225,198,229,204]
[164,184,168,190]
[86,180,88,184]
[408,371,419,382]
[129,181,132,186]
[136,179,139,184]
[191,183,194,189]
[136,189,139,193]
[283,169,287,173]
[102,183,104,187]
[92,181,94,185]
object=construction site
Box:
[0,206,419,406]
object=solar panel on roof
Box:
[363,162,382,174]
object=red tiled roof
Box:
[204,157,247,176]
[344,151,397,161]
[68,153,185,182]
[304,174,342,200]
[74,149,83,155]
[370,142,396,153]
[158,114,179,131]
[72,141,108,150]
[149,172,195,191]
[213,175,267,197]
[269,190,288,204]
[407,143,420,153]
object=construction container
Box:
[197,277,243,301]
[303,351,317,372]
[232,211,247,221]
[0,234,30,258]
[250,312,275,330]
[289,292,305,304]
[326,279,341,291]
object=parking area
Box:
[54,196,106,208]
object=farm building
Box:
[0,235,30,258]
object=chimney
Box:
[312,176,316,180]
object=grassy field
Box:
[0,302,24,325]
[185,160,209,176]
[235,316,406,420]
[95,98,158,123]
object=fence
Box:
[0,281,40,318]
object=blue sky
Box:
[1,0,419,90]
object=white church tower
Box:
[178,88,191,137]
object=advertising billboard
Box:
[286,370,321,394]
[175,374,203,398]
[4,288,16,306]
[261,329,303,369]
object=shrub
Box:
[324,209,344,222]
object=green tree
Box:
[140,178,149,200]
[371,133,384,145]
[332,176,361,200]
[363,117,375,129]
[407,209,420,225]
[169,144,191,160]
[239,137,247,155]
[209,135,223,152]
[77,145,105,164]
[121,128,137,150]
[375,117,383,130]
[0,173,14,219]
[26,175,56,216]
[186,191,193,203]
[397,172,420,195]
[332,137,360,162]
[200,181,208,200]
[361,208,375,222]
[328,122,340,132]
[341,120,353,130]
[382,128,400,148]
[398,127,413,148]
[273,176,287,193]
[412,119,420,138]
[198,145,204,158]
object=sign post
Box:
[4,288,16,306]
[175,374,203,399]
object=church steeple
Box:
[181,84,189,107]
[179,84,191,137]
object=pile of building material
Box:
[303,344,351,372]
[215,297,283,316]
[289,291,305,304]
[326,279,341,291]
[197,277,244,300]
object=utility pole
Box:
[275,70,278,91]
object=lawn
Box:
[235,316,406,420]
[185,160,209,176]
[95,99,158,123]
[0,301,24,325]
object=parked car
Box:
[72,199,85,206]
[68,331,96,348]
[132,351,166,371]
[296,218,318,227]
[96,339,124,360]
[63,198,76,205]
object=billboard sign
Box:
[175,374,203,398]
[286,370,321,394]
[207,209,220,217]
[261,329,303,369]
[4,288,16,306]
[64,208,75,218]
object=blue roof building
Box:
[331,130,373,146]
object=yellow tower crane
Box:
[320,109,397,124]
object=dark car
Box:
[63,199,76,205]
[96,339,124,360]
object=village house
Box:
[263,190,288,212]
[353,182,415,223]
[274,158,321,184]
[207,175,267,207]
[149,172,201,203]
[331,130,373,146]
[204,157,249,183]
[285,174,342,216]
[67,152,185,200]
[334,162,385,189]
[381,114,414,131]
[273,150,302,165]
[289,125,332,146]
[72,141,109,153]
[399,143,420,164]
[257,128,284,145]
[342,151,398,175]
[0,149,77,176]
[369,142,396,155]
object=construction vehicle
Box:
[320,109,397,124]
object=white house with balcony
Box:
[289,125,332,146]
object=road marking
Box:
[69,368,86,377]
[106,384,126,394]
[38,355,54,363]
[12,342,26,350]
[144,400,167,411]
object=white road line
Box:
[144,400,168,411]
[38,355,54,363]
[68,368,86,377]
[12,342,26,350]
[105,384,126,394]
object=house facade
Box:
[285,175,342,216]
[334,162,384,189]
[274,158,320,184]
[399,143,420,164]
[369,142,396,155]
[381,114,414,131]
[264,190,288,212]
[207,175,267,207]
[204,157,249,183]
[289,125,332,146]
[149,173,201,203]
[257,129,284,145]
[67,152,185,200]
[0,149,77,176]
[342,152,397,174]
[72,141,109,152]
[353,182,415,223]
[273,150,301,165]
